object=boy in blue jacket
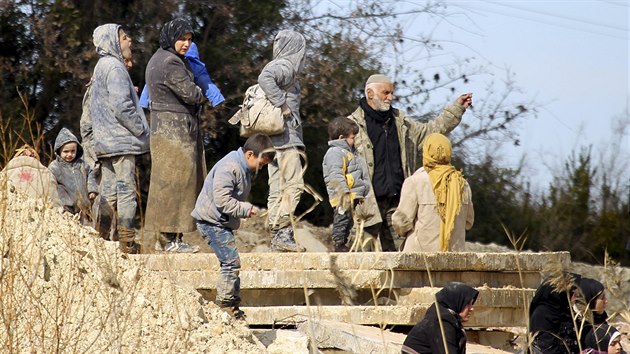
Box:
[191,134,274,319]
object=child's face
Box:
[245,151,272,171]
[342,133,356,147]
[60,142,78,162]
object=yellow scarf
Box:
[422,134,465,251]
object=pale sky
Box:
[434,0,630,191]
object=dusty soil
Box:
[2,186,628,353]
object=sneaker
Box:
[164,241,200,253]
[270,227,306,252]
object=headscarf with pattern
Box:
[422,133,465,251]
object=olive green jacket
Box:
[347,103,466,227]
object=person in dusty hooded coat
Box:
[89,24,149,253]
[144,18,206,253]
[48,128,98,222]
[347,74,472,251]
[259,30,307,252]
[392,133,474,252]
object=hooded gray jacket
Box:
[258,30,306,149]
[322,139,370,207]
[48,128,98,211]
[191,148,254,230]
[89,24,149,158]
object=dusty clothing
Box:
[89,24,149,158]
[322,139,370,207]
[191,148,254,230]
[79,80,98,169]
[1,156,61,208]
[48,128,98,216]
[144,19,206,235]
[267,148,304,229]
[393,167,473,252]
[258,30,306,150]
[403,282,478,354]
[348,101,466,228]
[98,155,137,235]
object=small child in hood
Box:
[191,133,275,320]
[49,128,98,223]
[322,117,371,252]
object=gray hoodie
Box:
[48,128,98,212]
[258,30,306,149]
[89,23,149,158]
[191,148,254,230]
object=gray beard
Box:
[372,97,391,112]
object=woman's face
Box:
[459,301,474,323]
[608,338,621,354]
[593,292,607,314]
[174,32,192,55]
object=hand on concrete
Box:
[250,206,261,217]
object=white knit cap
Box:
[366,74,392,85]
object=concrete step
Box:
[137,251,570,272]
[240,304,528,327]
[158,269,543,289]
[198,287,534,307]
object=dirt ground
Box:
[2,187,628,353]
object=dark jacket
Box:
[402,282,479,354]
[143,18,206,234]
[529,274,582,354]
[48,128,98,213]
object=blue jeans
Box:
[196,221,241,307]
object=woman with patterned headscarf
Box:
[392,133,474,251]
[144,18,206,253]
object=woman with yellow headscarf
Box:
[392,133,474,252]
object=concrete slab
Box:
[241,305,528,327]
[159,269,543,289]
[198,287,534,308]
[137,251,570,272]
[296,319,514,354]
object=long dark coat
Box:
[144,20,205,234]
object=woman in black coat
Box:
[529,272,582,354]
[402,282,479,354]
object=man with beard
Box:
[347,74,472,251]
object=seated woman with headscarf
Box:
[402,282,479,354]
[582,324,622,354]
[529,272,583,354]
[392,133,474,252]
[576,278,610,346]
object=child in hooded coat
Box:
[49,128,98,222]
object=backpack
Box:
[228,84,285,137]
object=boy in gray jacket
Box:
[49,128,98,223]
[322,117,371,252]
[191,134,275,319]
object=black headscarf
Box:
[584,324,620,351]
[159,18,194,52]
[436,282,479,314]
[578,277,605,309]
[529,272,581,333]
